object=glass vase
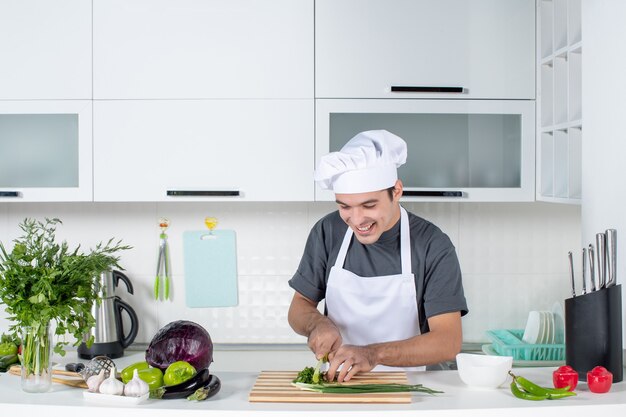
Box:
[20,322,52,393]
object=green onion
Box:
[293,382,442,395]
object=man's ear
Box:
[393,179,403,201]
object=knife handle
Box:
[596,233,607,289]
[582,248,587,294]
[606,229,617,287]
[588,244,597,292]
[568,251,576,298]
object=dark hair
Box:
[386,186,395,200]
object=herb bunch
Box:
[0,218,131,355]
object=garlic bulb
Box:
[98,366,125,396]
[86,369,106,392]
[124,369,149,397]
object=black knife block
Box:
[564,284,623,382]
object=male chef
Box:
[288,130,468,382]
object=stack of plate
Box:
[482,303,566,366]
[522,303,565,345]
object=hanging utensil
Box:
[568,251,576,298]
[588,244,597,292]
[605,229,617,288]
[154,218,172,300]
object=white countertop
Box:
[1,349,625,417]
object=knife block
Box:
[564,284,623,382]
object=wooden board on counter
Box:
[249,370,412,403]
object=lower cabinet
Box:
[93,100,314,202]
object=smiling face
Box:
[335,180,403,245]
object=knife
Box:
[568,251,576,297]
[588,244,597,292]
[605,229,617,287]
[596,233,607,289]
[581,248,587,294]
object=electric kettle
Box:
[78,270,139,359]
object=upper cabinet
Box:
[93,100,313,202]
[0,101,93,202]
[93,0,313,99]
[315,0,535,100]
[537,0,582,204]
[316,99,535,202]
[0,0,91,99]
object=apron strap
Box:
[400,207,411,275]
[334,206,411,273]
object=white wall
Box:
[581,0,626,341]
[0,201,579,346]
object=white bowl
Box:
[456,353,513,389]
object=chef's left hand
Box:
[326,344,377,382]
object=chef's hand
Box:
[307,317,342,361]
[326,345,377,382]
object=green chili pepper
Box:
[509,371,576,401]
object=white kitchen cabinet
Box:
[93,100,313,202]
[0,101,93,202]
[537,0,582,204]
[315,0,535,100]
[0,0,91,99]
[93,0,313,99]
[316,99,535,202]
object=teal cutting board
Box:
[183,230,238,307]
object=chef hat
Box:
[314,130,407,194]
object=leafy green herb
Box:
[0,218,131,357]
[293,366,317,384]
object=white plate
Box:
[482,344,564,367]
[83,391,149,405]
[552,302,565,344]
[522,311,542,344]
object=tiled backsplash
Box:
[0,202,580,345]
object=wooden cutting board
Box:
[249,371,412,403]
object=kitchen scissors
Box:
[154,218,171,300]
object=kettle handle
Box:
[113,270,134,295]
[114,297,139,349]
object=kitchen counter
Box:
[1,351,625,417]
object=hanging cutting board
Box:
[183,230,238,307]
[249,371,412,403]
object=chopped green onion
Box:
[292,382,442,395]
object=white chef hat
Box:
[314,130,407,194]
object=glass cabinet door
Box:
[0,101,92,202]
[316,99,535,201]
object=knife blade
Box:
[596,233,607,289]
[568,251,576,297]
[605,229,617,287]
[588,244,597,292]
[582,248,587,294]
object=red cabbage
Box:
[145,320,213,371]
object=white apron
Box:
[326,206,424,371]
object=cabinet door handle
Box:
[402,191,463,197]
[390,86,464,93]
[0,191,20,197]
[166,190,240,197]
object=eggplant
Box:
[187,375,221,401]
[151,367,211,399]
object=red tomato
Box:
[587,366,613,393]
[553,365,578,391]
